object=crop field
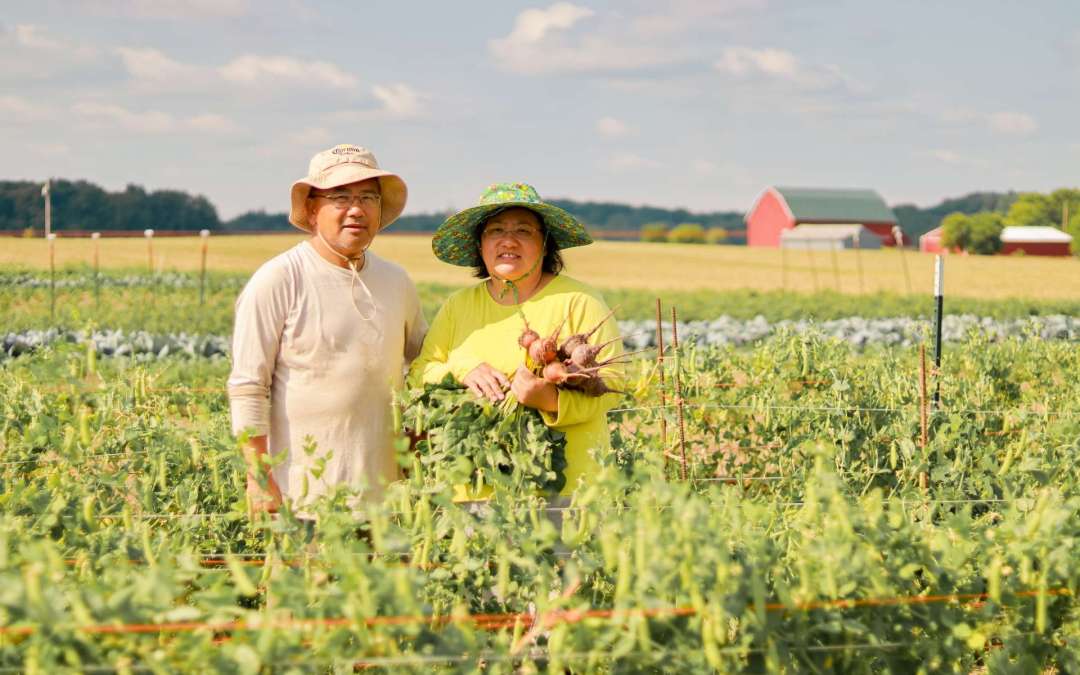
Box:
[3,233,1080,300]
[2,263,1080,672]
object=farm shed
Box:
[1000,226,1072,256]
[746,187,902,247]
[779,224,882,251]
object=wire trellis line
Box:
[0,590,1068,638]
[609,401,1079,417]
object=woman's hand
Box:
[511,366,559,412]
[463,363,511,402]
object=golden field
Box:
[2,233,1077,300]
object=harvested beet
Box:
[518,315,540,350]
[558,306,619,360]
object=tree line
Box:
[940,189,1080,255]
[0,178,1054,245]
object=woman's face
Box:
[479,208,545,280]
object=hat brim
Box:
[289,165,407,233]
[432,201,592,267]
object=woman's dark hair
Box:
[471,210,565,279]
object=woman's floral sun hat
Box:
[432,182,593,267]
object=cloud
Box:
[372,83,424,118]
[987,111,1037,136]
[938,107,1038,137]
[0,95,55,123]
[73,101,237,134]
[219,54,358,90]
[605,152,662,171]
[490,3,680,75]
[114,46,203,84]
[692,159,717,175]
[714,46,860,94]
[500,2,595,44]
[0,23,99,73]
[81,0,250,19]
[287,126,333,147]
[11,24,64,50]
[596,116,632,138]
[930,149,964,165]
[715,46,797,78]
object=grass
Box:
[3,233,1079,301]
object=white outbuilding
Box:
[779,224,883,251]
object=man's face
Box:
[307,178,382,256]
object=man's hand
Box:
[463,363,511,402]
[510,366,559,412]
[243,436,283,515]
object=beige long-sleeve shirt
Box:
[227,241,426,509]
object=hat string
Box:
[316,229,376,321]
[490,233,548,306]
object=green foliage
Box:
[1005,189,1080,256]
[2,335,1080,670]
[667,223,706,244]
[941,211,1004,255]
[4,270,1080,338]
[638,222,668,242]
[0,180,222,232]
[705,227,728,244]
[892,191,1017,240]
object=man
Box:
[228,144,426,514]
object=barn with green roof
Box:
[745,187,902,247]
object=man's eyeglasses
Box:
[312,192,382,209]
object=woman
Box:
[408,183,624,499]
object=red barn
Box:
[1000,226,1073,256]
[746,187,902,247]
[919,226,945,254]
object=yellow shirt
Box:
[408,275,623,497]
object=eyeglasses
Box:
[481,225,542,241]
[312,192,382,209]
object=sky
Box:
[2,0,1079,220]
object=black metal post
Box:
[932,256,944,407]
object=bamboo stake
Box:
[671,307,688,481]
[91,232,101,310]
[780,245,788,291]
[829,244,841,291]
[853,233,865,293]
[199,229,210,306]
[918,344,929,492]
[47,233,56,320]
[655,298,669,475]
[894,226,912,295]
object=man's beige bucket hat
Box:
[289,144,408,232]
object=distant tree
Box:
[942,211,1004,255]
[640,222,669,242]
[1005,188,1080,256]
[893,190,1017,240]
[667,223,706,244]
[705,227,728,245]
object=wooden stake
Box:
[894,226,912,295]
[91,232,101,309]
[655,298,669,474]
[780,245,788,291]
[853,233,865,293]
[48,233,56,320]
[199,229,210,306]
[918,343,929,491]
[805,241,819,292]
[829,244,841,292]
[671,307,688,481]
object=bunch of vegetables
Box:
[401,377,568,495]
[518,307,635,397]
